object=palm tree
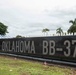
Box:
[42,28,50,36]
[68,18,76,35]
[56,27,63,36]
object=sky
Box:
[0,0,76,37]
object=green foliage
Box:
[16,35,22,38]
[0,22,8,35]
[16,35,25,38]
[68,18,76,35]
[42,28,49,32]
[56,27,63,36]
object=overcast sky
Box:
[0,0,76,37]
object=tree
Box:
[68,18,76,35]
[42,28,50,36]
[0,22,8,36]
[16,35,25,38]
[56,27,63,36]
[16,35,22,38]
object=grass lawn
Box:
[0,55,76,75]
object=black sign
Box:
[0,36,76,62]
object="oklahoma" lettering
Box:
[2,41,35,54]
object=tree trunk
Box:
[60,33,61,36]
[73,32,74,35]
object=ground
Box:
[0,55,76,75]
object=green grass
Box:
[0,55,75,75]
